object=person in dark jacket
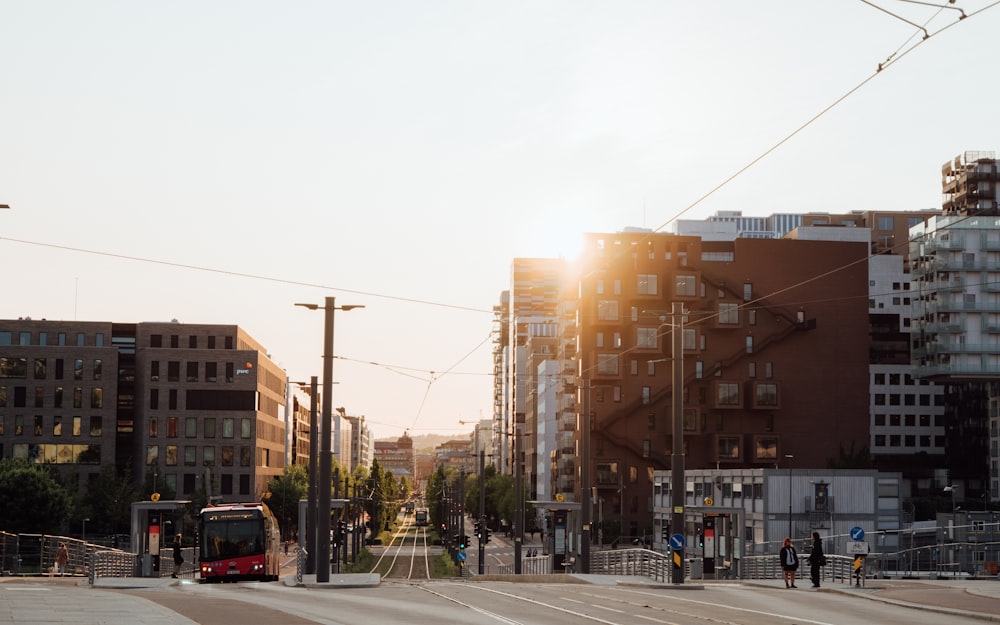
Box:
[779,537,799,588]
[172,533,183,578]
[808,531,825,588]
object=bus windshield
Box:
[202,518,264,559]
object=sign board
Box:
[846,541,870,555]
[456,551,467,562]
[669,533,685,551]
[850,526,865,541]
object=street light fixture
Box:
[944,485,957,514]
[295,297,364,583]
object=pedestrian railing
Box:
[89,551,136,584]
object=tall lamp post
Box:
[785,454,794,538]
[666,303,687,584]
[296,297,364,583]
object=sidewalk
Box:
[741,577,1000,622]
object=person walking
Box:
[779,537,799,588]
[54,543,69,576]
[808,531,825,588]
[172,533,184,578]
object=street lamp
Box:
[82,518,90,543]
[296,297,364,583]
[944,485,957,514]
[785,454,794,538]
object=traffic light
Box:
[696,524,704,548]
[661,525,669,540]
[474,521,482,539]
[483,526,491,544]
[459,534,469,549]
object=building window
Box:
[754,436,778,460]
[150,361,160,381]
[206,362,217,383]
[34,358,46,380]
[146,446,158,465]
[240,447,251,467]
[878,216,894,230]
[719,303,740,324]
[165,445,177,466]
[203,446,216,466]
[695,361,703,378]
[150,334,162,348]
[717,383,740,406]
[647,360,655,376]
[222,418,234,438]
[755,383,778,407]
[150,389,159,410]
[204,417,216,438]
[746,335,753,354]
[149,417,157,437]
[93,359,102,381]
[74,359,83,380]
[683,408,698,431]
[718,436,740,460]
[91,388,103,409]
[642,386,651,405]
[637,327,658,349]
[169,389,177,410]
[185,417,197,438]
[167,362,180,382]
[34,387,43,408]
[597,300,620,321]
[675,274,697,297]
[596,354,619,376]
[637,274,658,295]
[53,416,62,436]
[186,362,198,382]
[222,446,234,466]
[72,416,81,436]
[33,415,43,435]
[630,360,638,375]
[184,446,196,466]
[73,388,82,409]
[89,416,102,436]
[167,417,178,438]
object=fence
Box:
[1,531,134,583]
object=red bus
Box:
[199,502,281,582]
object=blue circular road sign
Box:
[669,533,686,551]
[850,526,865,541]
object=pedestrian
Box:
[172,533,184,578]
[779,537,799,588]
[808,531,826,588]
[54,542,69,576]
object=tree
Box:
[82,463,140,536]
[0,459,73,534]
[266,464,308,539]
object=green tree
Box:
[82,463,140,536]
[0,459,73,534]
[266,464,308,539]
[140,461,176,501]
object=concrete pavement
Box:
[2,570,999,624]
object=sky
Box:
[1,1,998,441]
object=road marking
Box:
[447,583,666,625]
[560,597,585,604]
[591,604,625,613]
[419,585,525,625]
[612,587,839,625]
